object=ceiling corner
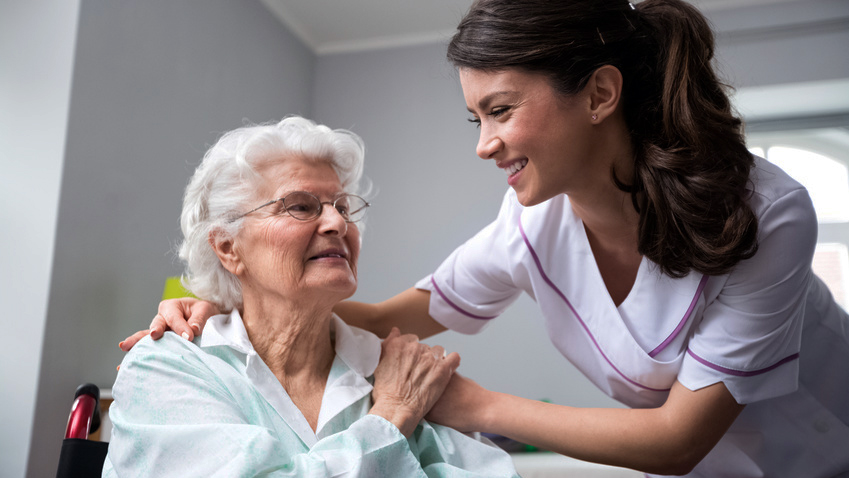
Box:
[257,0,319,54]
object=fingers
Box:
[150,298,212,342]
[148,312,168,340]
[186,301,216,336]
[185,320,202,338]
[443,351,461,372]
[370,339,463,435]
[162,301,194,341]
[124,298,213,354]
[119,329,151,351]
[419,345,458,368]
[419,345,458,379]
[380,327,418,358]
[382,327,402,342]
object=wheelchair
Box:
[56,383,109,478]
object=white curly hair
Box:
[178,116,367,310]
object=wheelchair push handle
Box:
[64,383,101,440]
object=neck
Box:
[571,186,639,249]
[568,115,639,250]
[240,290,335,386]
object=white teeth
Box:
[505,160,528,175]
[313,253,344,259]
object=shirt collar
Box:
[199,309,381,446]
[200,309,380,378]
[198,309,254,355]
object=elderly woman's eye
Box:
[284,200,319,219]
[335,205,350,217]
[288,203,310,212]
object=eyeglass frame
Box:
[229,191,370,223]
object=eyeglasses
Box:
[231,191,370,223]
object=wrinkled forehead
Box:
[253,155,343,199]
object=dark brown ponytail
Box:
[448,0,758,277]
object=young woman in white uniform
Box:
[125,0,849,475]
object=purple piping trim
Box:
[518,220,670,393]
[686,349,800,377]
[648,274,709,358]
[430,276,497,320]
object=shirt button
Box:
[813,419,830,433]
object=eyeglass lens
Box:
[282,192,368,222]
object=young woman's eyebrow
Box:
[467,91,515,113]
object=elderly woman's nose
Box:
[317,205,348,235]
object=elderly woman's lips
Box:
[308,252,347,260]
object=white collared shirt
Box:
[103,310,519,477]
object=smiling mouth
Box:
[504,159,528,176]
[309,252,347,261]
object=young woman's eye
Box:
[489,106,510,118]
[467,117,481,128]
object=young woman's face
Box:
[460,68,597,206]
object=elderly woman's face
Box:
[233,157,360,304]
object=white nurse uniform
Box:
[416,157,849,477]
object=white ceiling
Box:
[259,0,806,55]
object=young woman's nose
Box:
[476,126,502,159]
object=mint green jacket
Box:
[103,311,519,477]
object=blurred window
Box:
[747,127,849,308]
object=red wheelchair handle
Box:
[65,394,97,439]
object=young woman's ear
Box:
[586,65,624,123]
[209,230,243,276]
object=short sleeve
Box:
[679,187,817,404]
[415,190,523,334]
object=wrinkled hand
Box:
[426,373,492,433]
[370,328,461,436]
[119,298,221,351]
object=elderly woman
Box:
[102,117,518,477]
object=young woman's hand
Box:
[119,298,221,351]
[369,328,461,436]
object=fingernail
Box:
[116,365,121,371]
[191,323,200,333]
[181,332,190,340]
[118,341,125,349]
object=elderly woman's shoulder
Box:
[116,331,225,387]
[122,331,203,363]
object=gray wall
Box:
[709,0,849,88]
[0,2,81,477]
[21,1,315,476]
